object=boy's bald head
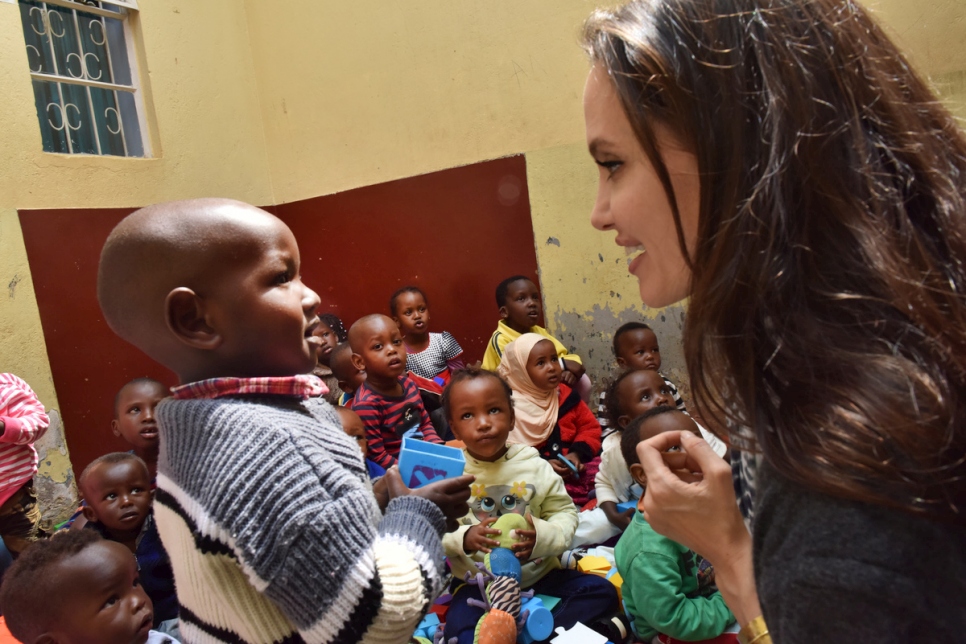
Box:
[98,198,321,382]
[99,199,270,341]
[347,314,396,353]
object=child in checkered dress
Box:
[390,286,465,384]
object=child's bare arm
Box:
[601,500,635,530]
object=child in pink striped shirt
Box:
[0,373,50,556]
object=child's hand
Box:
[564,452,585,473]
[383,467,475,532]
[560,370,577,386]
[510,513,537,562]
[372,474,391,512]
[601,501,635,530]
[463,516,501,554]
[549,458,575,479]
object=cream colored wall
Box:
[243,0,599,202]
[0,0,275,523]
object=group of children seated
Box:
[0,201,738,644]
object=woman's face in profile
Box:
[584,64,700,309]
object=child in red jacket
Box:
[498,334,602,506]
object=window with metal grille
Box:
[18,0,148,157]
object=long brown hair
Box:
[584,0,966,520]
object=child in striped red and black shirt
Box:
[349,314,443,469]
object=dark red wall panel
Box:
[19,155,539,475]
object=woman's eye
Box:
[597,159,623,175]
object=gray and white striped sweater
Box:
[154,394,446,644]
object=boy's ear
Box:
[165,288,221,350]
[81,505,98,523]
[617,414,631,429]
[110,419,121,437]
[337,378,350,393]
[35,633,59,644]
[350,352,366,373]
[616,356,627,368]
[498,305,508,320]
[629,462,647,488]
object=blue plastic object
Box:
[412,612,440,639]
[615,500,637,513]
[518,596,554,644]
[556,453,579,474]
[397,437,465,488]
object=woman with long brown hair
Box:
[582,0,966,640]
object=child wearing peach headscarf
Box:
[498,334,602,506]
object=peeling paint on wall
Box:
[550,302,692,406]
[33,409,78,530]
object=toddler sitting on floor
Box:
[390,286,465,384]
[497,334,602,506]
[78,452,178,635]
[440,368,617,644]
[617,407,737,644]
[349,313,443,469]
[0,529,180,643]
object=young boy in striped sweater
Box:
[97,198,472,644]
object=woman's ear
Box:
[165,288,221,350]
[629,462,647,488]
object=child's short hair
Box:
[0,529,103,641]
[320,313,348,343]
[495,275,532,307]
[113,376,165,416]
[620,405,678,467]
[441,367,514,421]
[389,286,426,316]
[604,369,640,429]
[612,321,653,356]
[329,342,356,380]
[78,452,148,497]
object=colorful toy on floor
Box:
[517,596,554,644]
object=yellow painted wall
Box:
[0,0,964,520]
[0,0,275,523]
[243,0,599,202]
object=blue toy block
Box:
[615,500,637,513]
[397,437,465,488]
[518,596,553,644]
[412,612,440,639]
[533,594,561,611]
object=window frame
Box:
[19,0,152,157]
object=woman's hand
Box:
[637,430,761,625]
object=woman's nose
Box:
[590,182,614,231]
